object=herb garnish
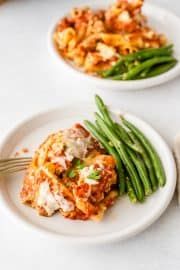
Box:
[67,159,85,178]
[87,169,101,180]
[67,169,76,178]
[75,159,85,170]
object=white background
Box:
[0,0,180,269]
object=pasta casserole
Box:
[53,0,166,74]
[20,124,118,221]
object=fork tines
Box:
[0,157,32,175]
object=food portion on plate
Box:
[20,123,118,221]
[53,0,177,80]
[20,95,166,221]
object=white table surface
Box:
[1,0,180,269]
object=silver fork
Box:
[0,157,32,175]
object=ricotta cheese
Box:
[37,181,74,215]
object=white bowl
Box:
[0,103,176,244]
[48,2,180,91]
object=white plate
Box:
[0,104,176,244]
[48,2,180,91]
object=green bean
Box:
[137,60,177,79]
[123,56,175,80]
[126,148,152,195]
[110,74,124,80]
[95,119,114,148]
[95,113,144,201]
[101,58,125,78]
[138,66,152,79]
[108,62,127,77]
[114,123,133,142]
[145,60,177,78]
[95,95,114,126]
[126,178,137,203]
[100,45,173,78]
[124,45,173,62]
[122,118,166,187]
[109,58,176,80]
[114,123,142,153]
[123,45,173,61]
[95,120,104,135]
[125,127,158,191]
[95,95,141,153]
[122,56,175,80]
[84,120,126,195]
[95,113,140,197]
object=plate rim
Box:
[0,105,177,244]
[47,2,180,91]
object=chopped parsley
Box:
[74,159,85,170]
[67,159,85,178]
[67,169,76,178]
[87,169,101,181]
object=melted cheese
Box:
[37,181,74,215]
[55,194,74,212]
[37,181,59,216]
[63,129,92,159]
[118,11,132,23]
[96,43,116,61]
[64,147,76,161]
